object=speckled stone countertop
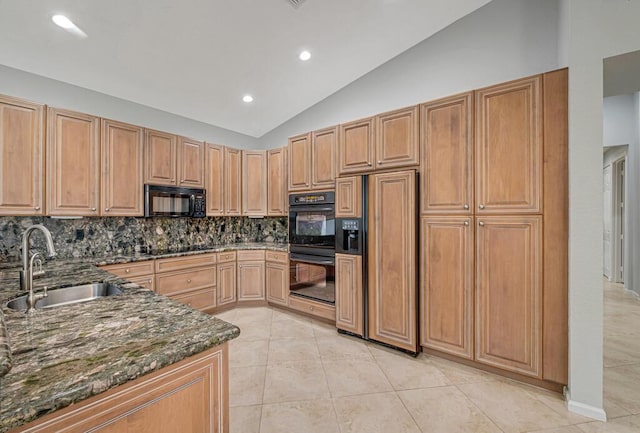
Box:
[0,242,289,432]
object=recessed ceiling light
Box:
[299,50,311,61]
[51,14,87,38]
[243,95,254,103]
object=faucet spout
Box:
[21,224,56,271]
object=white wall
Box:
[604,95,637,147]
[560,0,640,421]
[259,0,560,148]
[0,64,259,149]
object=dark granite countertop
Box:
[0,242,289,431]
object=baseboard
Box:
[567,399,607,421]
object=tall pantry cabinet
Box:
[419,69,568,386]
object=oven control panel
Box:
[289,191,335,205]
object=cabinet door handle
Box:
[367,162,372,166]
[91,207,97,211]
[479,204,485,210]
[479,221,485,226]
[105,208,110,212]
[463,204,469,210]
[377,160,382,164]
[464,221,469,226]
[34,206,40,211]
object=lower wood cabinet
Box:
[237,251,266,301]
[265,251,289,306]
[217,252,237,307]
[155,254,217,312]
[335,254,362,336]
[100,261,155,292]
[13,344,229,433]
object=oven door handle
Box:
[290,253,335,266]
[289,206,334,213]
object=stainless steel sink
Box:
[6,283,122,311]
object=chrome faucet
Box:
[19,224,56,312]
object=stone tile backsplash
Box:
[0,216,288,263]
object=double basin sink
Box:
[6,283,122,311]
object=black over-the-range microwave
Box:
[144,184,206,218]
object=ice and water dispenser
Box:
[336,218,363,255]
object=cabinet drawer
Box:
[155,253,216,273]
[265,251,288,264]
[237,250,265,261]
[127,275,155,291]
[171,288,216,311]
[217,251,237,263]
[155,267,216,296]
[288,296,336,321]
[101,260,155,278]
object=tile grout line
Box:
[453,382,507,433]
[315,324,344,433]
[257,307,275,433]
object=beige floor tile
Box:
[322,358,393,397]
[260,399,340,433]
[333,392,421,433]
[229,405,261,433]
[398,386,502,433]
[526,426,584,433]
[427,355,500,384]
[212,309,237,323]
[458,380,574,433]
[263,361,330,404]
[604,333,640,367]
[270,318,316,339]
[312,320,341,337]
[529,386,593,425]
[235,322,271,341]
[234,306,274,322]
[272,308,312,323]
[577,414,640,433]
[366,341,409,358]
[229,338,269,367]
[604,397,632,419]
[316,335,373,360]
[375,353,450,390]
[267,338,320,363]
[604,363,640,414]
[229,366,266,407]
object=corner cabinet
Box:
[46,108,100,216]
[206,143,225,216]
[267,147,287,216]
[242,150,267,216]
[0,95,45,216]
[223,147,242,216]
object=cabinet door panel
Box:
[179,137,204,187]
[476,76,542,214]
[335,254,363,336]
[421,93,473,214]
[368,170,417,352]
[237,261,265,301]
[145,129,177,186]
[476,216,542,377]
[217,262,237,306]
[47,108,100,216]
[311,126,337,189]
[224,148,242,216]
[242,150,267,216]
[206,143,224,216]
[335,176,362,218]
[101,119,144,216]
[288,133,311,191]
[267,147,287,216]
[338,118,374,175]
[376,106,419,170]
[266,261,289,306]
[0,96,44,215]
[420,217,473,359]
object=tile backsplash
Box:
[0,216,288,263]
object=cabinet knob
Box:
[463,204,469,210]
[309,306,314,311]
[125,268,130,273]
[377,160,382,164]
[479,221,485,226]
[181,179,184,182]
[34,206,40,211]
[105,208,110,212]
[171,178,175,182]
[147,279,152,283]
[464,221,469,226]
[91,207,97,211]
[367,162,372,166]
[479,204,485,209]
[187,279,192,283]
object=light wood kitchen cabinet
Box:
[46,107,100,216]
[288,132,311,191]
[237,250,266,301]
[144,129,177,186]
[335,176,362,218]
[155,254,217,312]
[100,261,156,292]
[266,251,289,307]
[338,117,374,175]
[224,147,242,216]
[335,253,363,337]
[206,143,225,216]
[375,105,419,170]
[100,119,144,216]
[367,170,417,352]
[217,252,237,307]
[14,345,229,433]
[178,136,204,187]
[420,217,474,359]
[475,75,542,214]
[267,147,287,216]
[475,215,542,377]
[0,95,45,216]
[311,126,337,189]
[242,150,267,216]
[421,93,473,215]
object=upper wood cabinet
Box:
[205,143,224,216]
[47,107,100,216]
[475,215,542,377]
[338,117,374,175]
[267,147,287,216]
[242,150,267,216]
[335,253,363,337]
[101,119,144,216]
[368,170,418,353]
[335,176,362,218]
[178,136,204,187]
[144,129,177,186]
[420,216,474,359]
[0,95,45,216]
[375,105,419,170]
[421,93,473,215]
[475,75,542,214]
[311,126,337,189]
[224,147,242,216]
[288,132,311,191]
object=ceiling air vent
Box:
[287,0,307,8]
